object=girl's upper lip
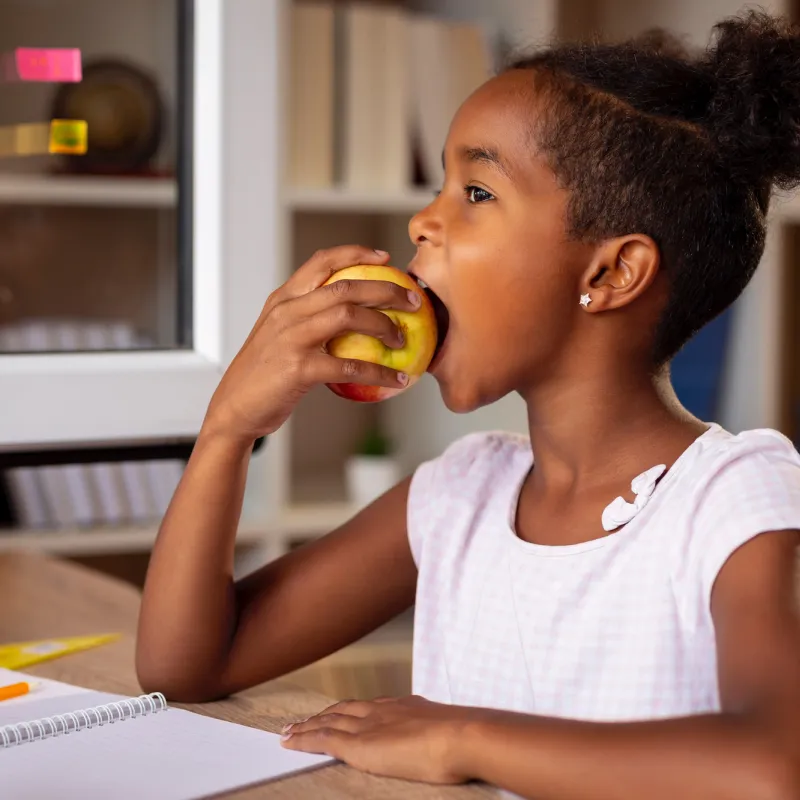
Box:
[408,265,432,292]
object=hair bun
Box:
[702,9,800,191]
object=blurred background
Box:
[0,0,797,699]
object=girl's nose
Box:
[408,197,442,246]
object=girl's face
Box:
[409,70,595,413]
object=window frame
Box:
[0,0,280,450]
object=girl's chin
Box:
[432,369,488,414]
[438,386,485,414]
[427,335,496,413]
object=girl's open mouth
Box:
[427,286,450,361]
[411,275,450,362]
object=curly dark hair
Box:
[505,9,800,366]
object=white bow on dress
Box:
[601,464,667,532]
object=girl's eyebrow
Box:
[441,145,514,181]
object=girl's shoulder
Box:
[429,428,532,472]
[668,424,800,611]
[658,422,800,547]
[702,422,799,456]
[685,422,800,495]
[406,430,531,565]
[412,429,533,499]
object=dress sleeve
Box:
[405,431,509,568]
[687,429,800,611]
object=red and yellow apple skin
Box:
[322,265,438,402]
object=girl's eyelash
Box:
[431,186,495,203]
[464,185,494,204]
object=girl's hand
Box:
[280,695,480,784]
[203,246,420,442]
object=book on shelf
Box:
[287,1,494,194]
[0,319,185,532]
[338,2,410,191]
[288,1,336,188]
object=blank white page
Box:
[2,692,334,800]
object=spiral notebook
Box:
[0,668,333,799]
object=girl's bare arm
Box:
[136,428,416,702]
[136,244,422,701]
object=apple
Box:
[322,264,438,402]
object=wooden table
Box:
[0,552,496,799]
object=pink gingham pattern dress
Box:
[407,422,800,721]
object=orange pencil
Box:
[0,680,38,702]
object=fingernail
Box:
[407,290,421,306]
[397,372,409,385]
[374,249,389,256]
[281,733,292,741]
[282,724,292,733]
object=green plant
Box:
[355,423,393,457]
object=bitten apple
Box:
[323,265,437,402]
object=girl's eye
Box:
[465,185,494,204]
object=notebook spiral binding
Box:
[0,691,167,748]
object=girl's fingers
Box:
[302,353,409,391]
[284,712,364,737]
[294,304,405,350]
[284,245,392,300]
[242,246,398,351]
[316,700,376,718]
[281,726,353,759]
[288,274,422,321]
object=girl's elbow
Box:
[748,746,800,800]
[770,756,800,800]
[136,666,223,704]
[135,646,223,704]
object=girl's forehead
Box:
[446,72,555,187]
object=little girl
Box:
[137,10,800,799]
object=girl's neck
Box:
[520,363,706,494]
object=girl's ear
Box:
[580,235,660,312]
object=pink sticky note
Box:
[11,48,82,82]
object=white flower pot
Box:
[346,455,401,509]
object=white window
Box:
[0,0,279,449]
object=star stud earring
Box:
[579,293,592,308]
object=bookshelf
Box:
[286,186,435,214]
[0,523,266,556]
[2,0,798,563]
[0,176,177,208]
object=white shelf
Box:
[0,175,178,208]
[0,510,350,555]
[278,501,358,536]
[286,186,435,214]
[0,524,267,556]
